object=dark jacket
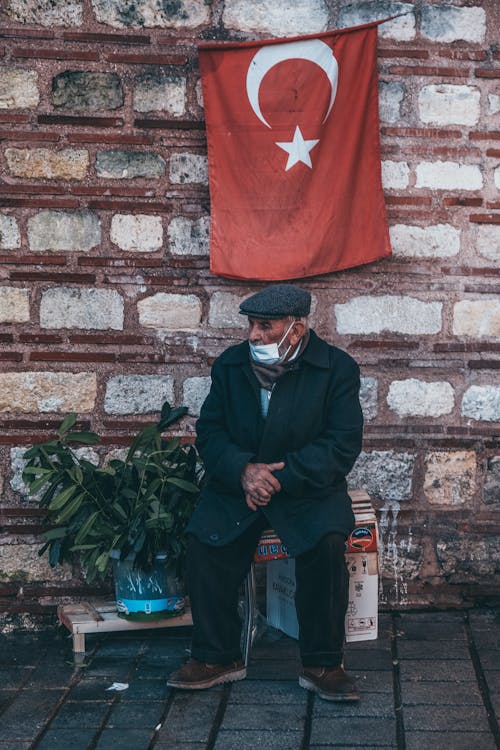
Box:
[187,329,363,557]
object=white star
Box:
[275,126,320,171]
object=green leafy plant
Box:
[22,402,200,583]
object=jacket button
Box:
[209,533,219,542]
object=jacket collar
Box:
[222,329,331,369]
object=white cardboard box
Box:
[266,550,378,643]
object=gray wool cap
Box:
[239,284,311,320]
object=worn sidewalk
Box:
[1,608,499,750]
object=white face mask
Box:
[249,320,295,365]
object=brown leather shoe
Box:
[299,666,360,702]
[167,658,246,690]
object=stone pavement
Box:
[0,608,499,750]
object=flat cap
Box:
[239,284,311,320]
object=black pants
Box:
[187,515,349,667]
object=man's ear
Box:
[289,320,306,345]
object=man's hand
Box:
[241,461,285,511]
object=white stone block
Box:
[133,76,186,116]
[195,79,204,109]
[223,0,328,36]
[347,450,415,501]
[335,295,442,335]
[453,300,500,338]
[183,376,211,417]
[0,67,39,109]
[0,372,96,413]
[379,81,405,124]
[104,375,174,415]
[390,223,460,258]
[40,288,124,330]
[11,445,98,498]
[360,376,378,421]
[169,153,208,184]
[111,214,163,252]
[418,84,480,126]
[415,161,483,191]
[168,215,209,256]
[91,0,209,28]
[339,2,416,41]
[488,94,500,116]
[0,215,20,249]
[382,161,410,189]
[421,5,486,44]
[462,386,500,423]
[495,167,500,191]
[0,287,30,323]
[28,210,101,252]
[209,292,247,329]
[7,0,82,26]
[476,225,500,262]
[387,379,455,418]
[138,293,201,331]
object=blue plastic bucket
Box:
[112,555,185,621]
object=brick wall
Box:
[0,0,498,629]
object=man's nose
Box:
[248,326,261,343]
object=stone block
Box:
[387,379,455,418]
[167,215,209,256]
[436,537,500,582]
[379,81,405,123]
[347,450,415,501]
[359,376,378,421]
[483,456,500,505]
[40,288,124,330]
[421,4,486,44]
[138,293,201,331]
[5,148,89,180]
[5,0,83,25]
[91,0,210,28]
[104,374,174,414]
[27,210,101,252]
[0,287,30,323]
[0,372,97,413]
[381,160,409,189]
[0,67,39,109]
[453,299,500,338]
[462,386,500,423]
[475,224,500,262]
[488,94,500,116]
[110,214,163,252]
[418,85,480,126]
[10,445,98,499]
[223,0,328,36]
[0,214,20,249]
[495,166,500,191]
[390,223,460,258]
[339,2,415,40]
[195,79,203,109]
[169,153,208,184]
[0,543,72,583]
[424,451,477,506]
[335,295,442,335]
[51,70,123,111]
[183,376,211,417]
[208,292,247,329]
[133,72,186,115]
[415,161,483,191]
[96,150,165,179]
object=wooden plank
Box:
[58,602,193,637]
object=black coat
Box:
[187,329,363,557]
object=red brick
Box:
[87,199,167,212]
[442,197,483,207]
[0,255,66,265]
[68,134,154,147]
[10,271,96,282]
[0,433,56,445]
[351,340,420,350]
[0,334,14,343]
[102,418,158,430]
[440,265,498,276]
[469,214,500,224]
[0,130,59,142]
[381,127,462,138]
[486,201,500,209]
[464,283,500,294]
[116,352,169,363]
[379,48,429,59]
[1,28,54,39]
[388,65,468,77]
[468,360,500,369]
[71,186,156,197]
[69,333,154,345]
[0,113,30,123]
[77,256,163,267]
[0,352,23,361]
[38,115,124,128]
[63,31,150,45]
[30,352,116,362]
[438,50,488,61]
[486,149,500,157]
[0,198,79,209]
[12,47,99,61]
[0,418,89,431]
[105,52,188,64]
[475,69,500,79]
[134,118,205,130]
[385,196,432,206]
[19,334,64,344]
[434,342,500,353]
[3,184,66,195]
[469,131,500,141]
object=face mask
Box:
[249,321,295,365]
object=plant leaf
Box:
[55,493,84,524]
[166,477,199,493]
[58,413,78,437]
[48,485,78,511]
[66,431,100,445]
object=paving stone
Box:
[482,671,500,691]
[0,743,32,750]
[106,699,164,729]
[67,677,117,701]
[343,649,394,671]
[313,689,394,717]
[401,680,483,705]
[49,701,110,728]
[310,717,396,746]
[25,661,77,689]
[396,619,466,641]
[94,728,154,749]
[397,640,470,659]
[230,679,305,704]
[0,689,64,738]
[119,679,169,701]
[0,667,35,689]
[83,656,132,679]
[214,730,303,750]
[222,702,306,730]
[405,732,495,750]
[156,697,218,743]
[35,728,97,750]
[398,659,476,682]
[0,691,16,712]
[355,669,394,694]
[404,704,489,732]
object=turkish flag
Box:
[198,22,392,281]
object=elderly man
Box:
[168,284,363,701]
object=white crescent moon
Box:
[246,39,338,129]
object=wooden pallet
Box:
[58,601,193,661]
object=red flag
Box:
[198,22,392,281]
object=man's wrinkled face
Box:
[247,316,290,345]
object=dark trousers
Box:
[187,515,349,667]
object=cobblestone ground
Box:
[0,609,498,750]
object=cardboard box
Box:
[344,552,378,642]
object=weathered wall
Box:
[0,0,499,629]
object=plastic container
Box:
[112,553,185,621]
